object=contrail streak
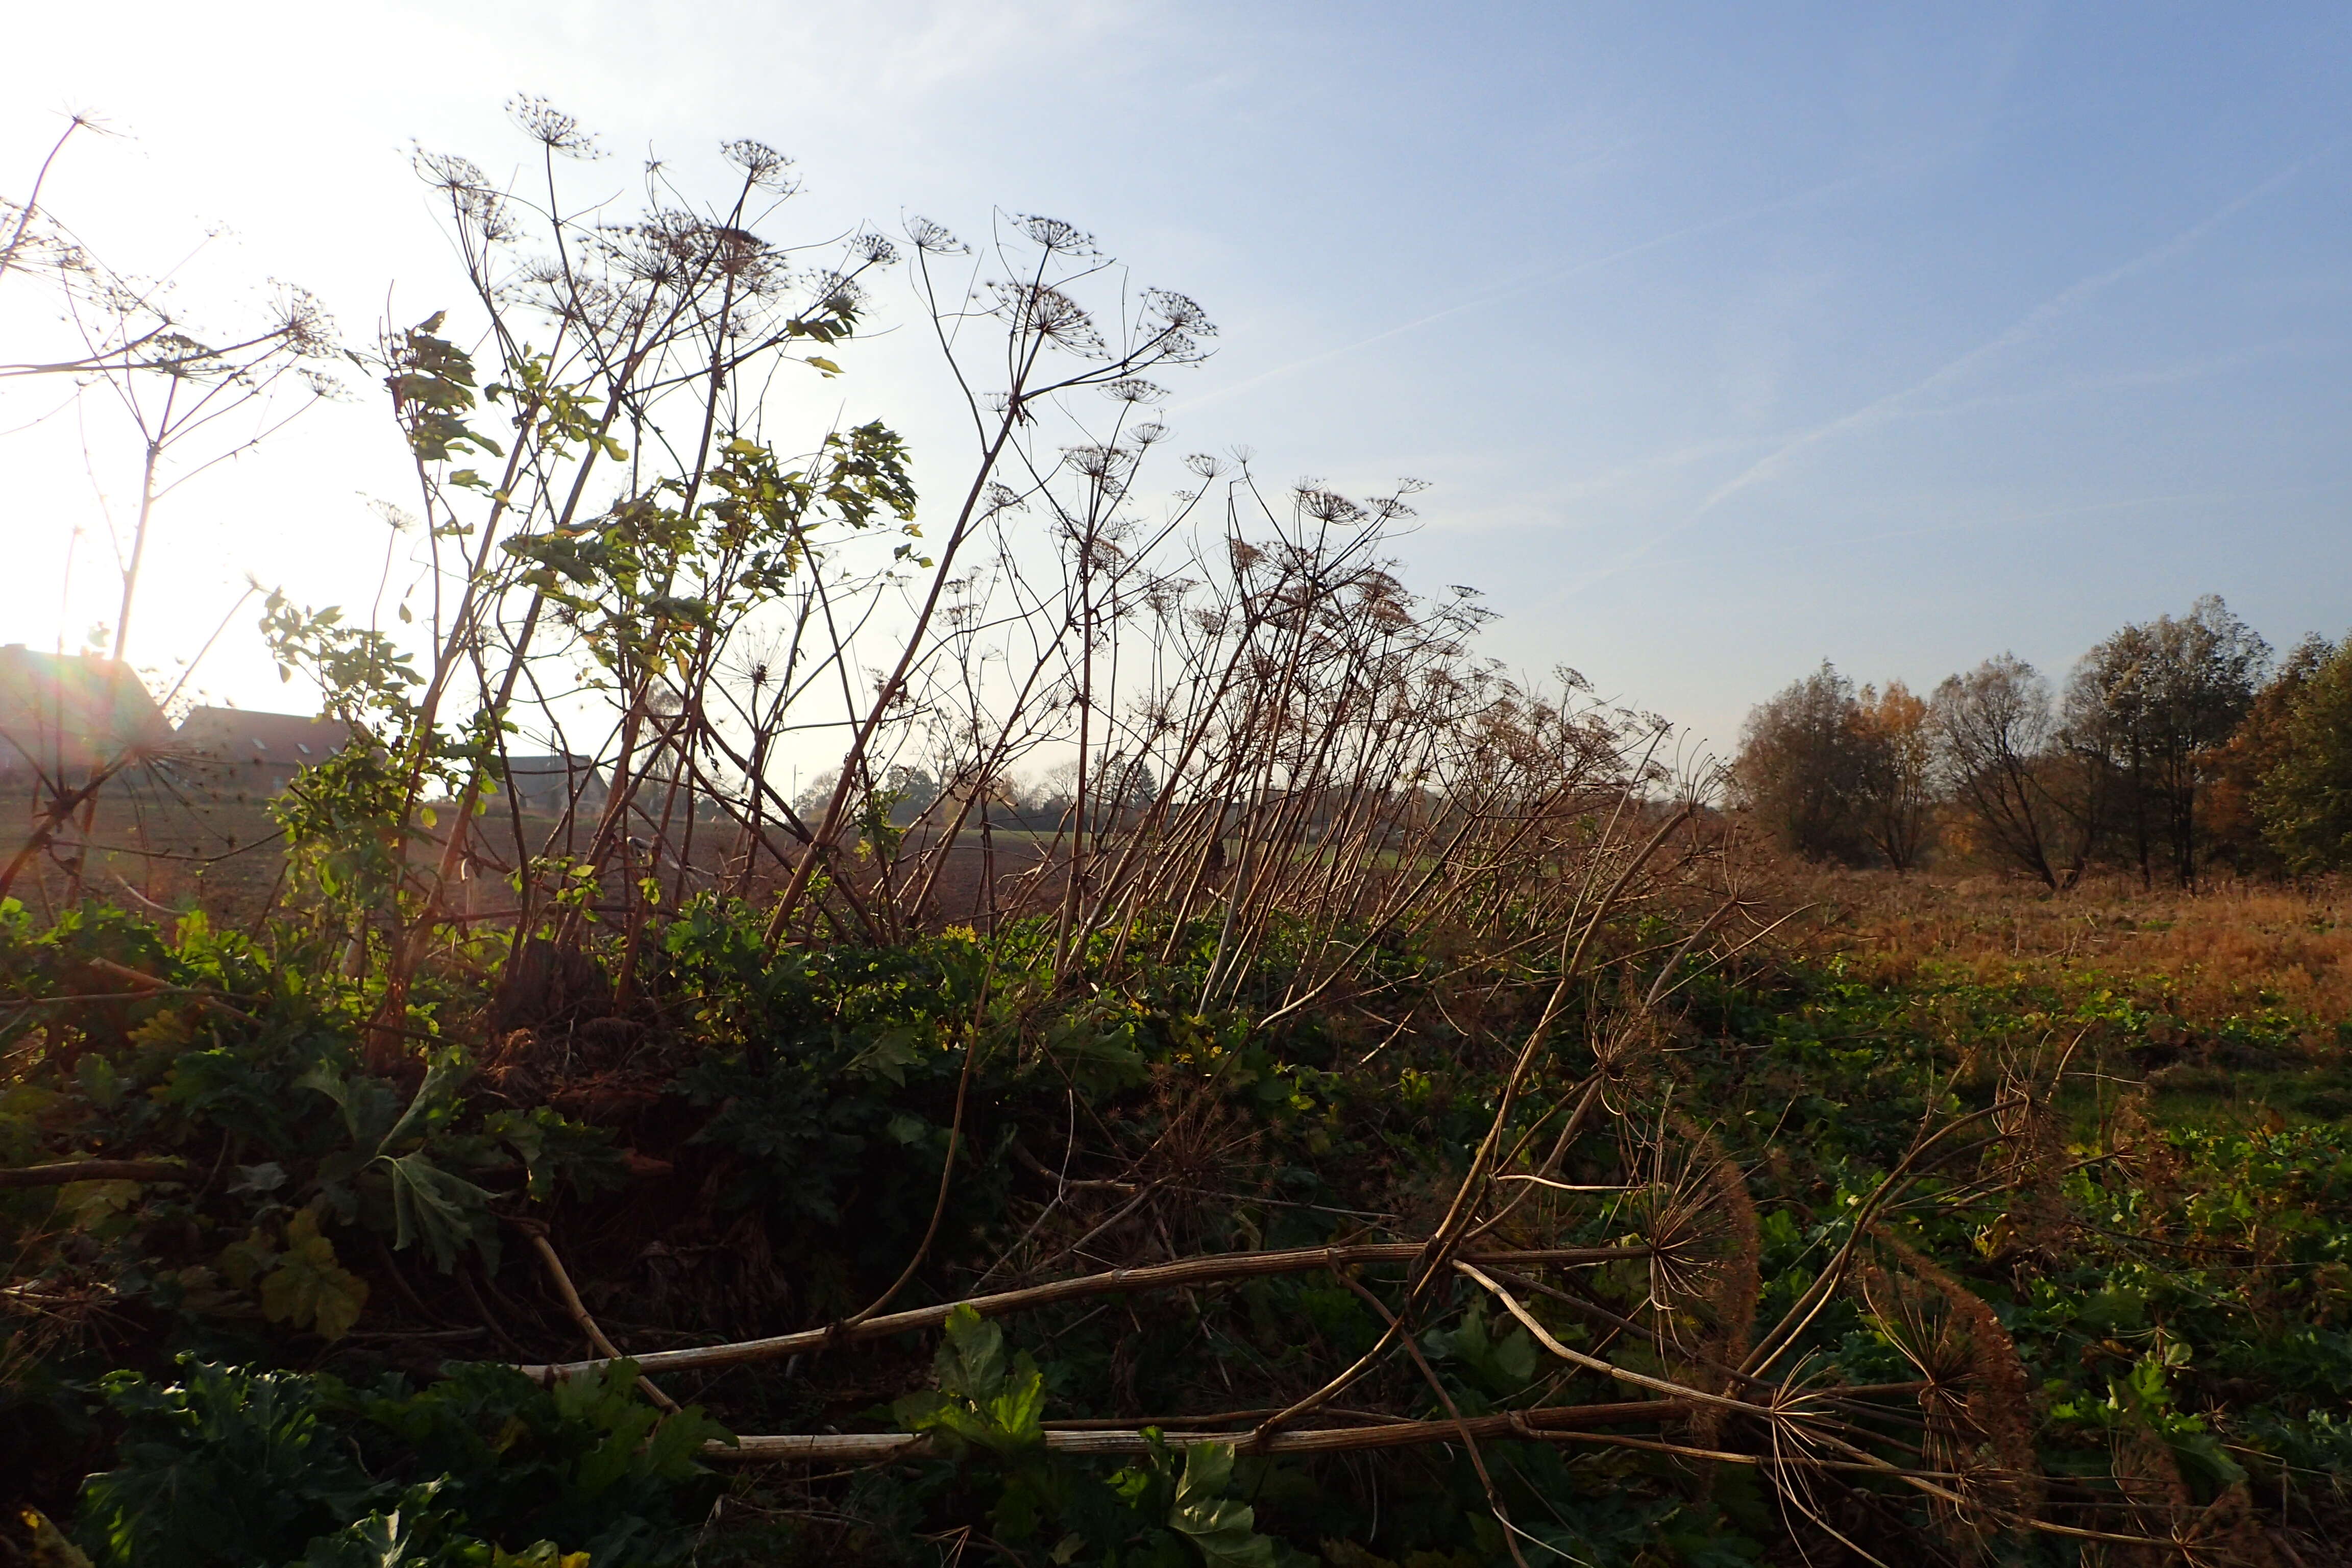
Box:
[1685,150,2330,521]
[1552,143,2338,599]
[1168,173,1872,416]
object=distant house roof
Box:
[499,752,609,808]
[174,706,351,768]
[0,644,170,780]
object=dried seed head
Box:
[704,226,773,280]
[1139,288,1216,362]
[721,138,798,192]
[271,286,338,358]
[987,281,1106,355]
[1065,445,1110,477]
[801,269,866,315]
[1293,485,1367,526]
[506,95,603,160]
[411,148,518,241]
[904,215,967,255]
[1100,377,1168,404]
[1861,1236,2043,1545]
[1144,288,1211,332]
[1016,214,1097,255]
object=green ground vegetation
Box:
[3,881,2347,1568]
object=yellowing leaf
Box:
[8,1506,94,1567]
[491,1544,591,1568]
[259,1208,369,1340]
[805,356,842,376]
[217,1228,279,1291]
[126,1010,197,1052]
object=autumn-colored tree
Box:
[1851,680,1936,871]
[1734,668,1941,871]
[2256,636,2352,873]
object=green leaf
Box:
[378,1149,497,1273]
[58,1179,141,1232]
[891,1389,956,1433]
[895,1307,1046,1456]
[936,1304,1008,1400]
[485,1107,627,1204]
[642,1403,737,1476]
[1044,1016,1146,1093]
[576,1403,662,1495]
[1169,1442,1277,1568]
[290,1481,440,1566]
[2164,1424,2249,1493]
[1493,1324,1538,1383]
[983,1374,1047,1449]
[378,1047,475,1150]
[848,1026,925,1086]
[77,1052,123,1109]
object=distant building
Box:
[173,706,352,798]
[0,645,171,791]
[498,753,610,815]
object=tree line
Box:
[1731,593,2352,887]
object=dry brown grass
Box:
[1770,865,2352,1033]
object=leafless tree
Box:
[1931,655,2102,890]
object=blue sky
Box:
[3,1,2346,747]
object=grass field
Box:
[1767,868,2352,1127]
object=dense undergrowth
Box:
[4,880,2349,1568]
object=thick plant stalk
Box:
[517,1241,1645,1383]
[711,1401,1690,1462]
[526,1233,677,1412]
[0,1159,187,1188]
